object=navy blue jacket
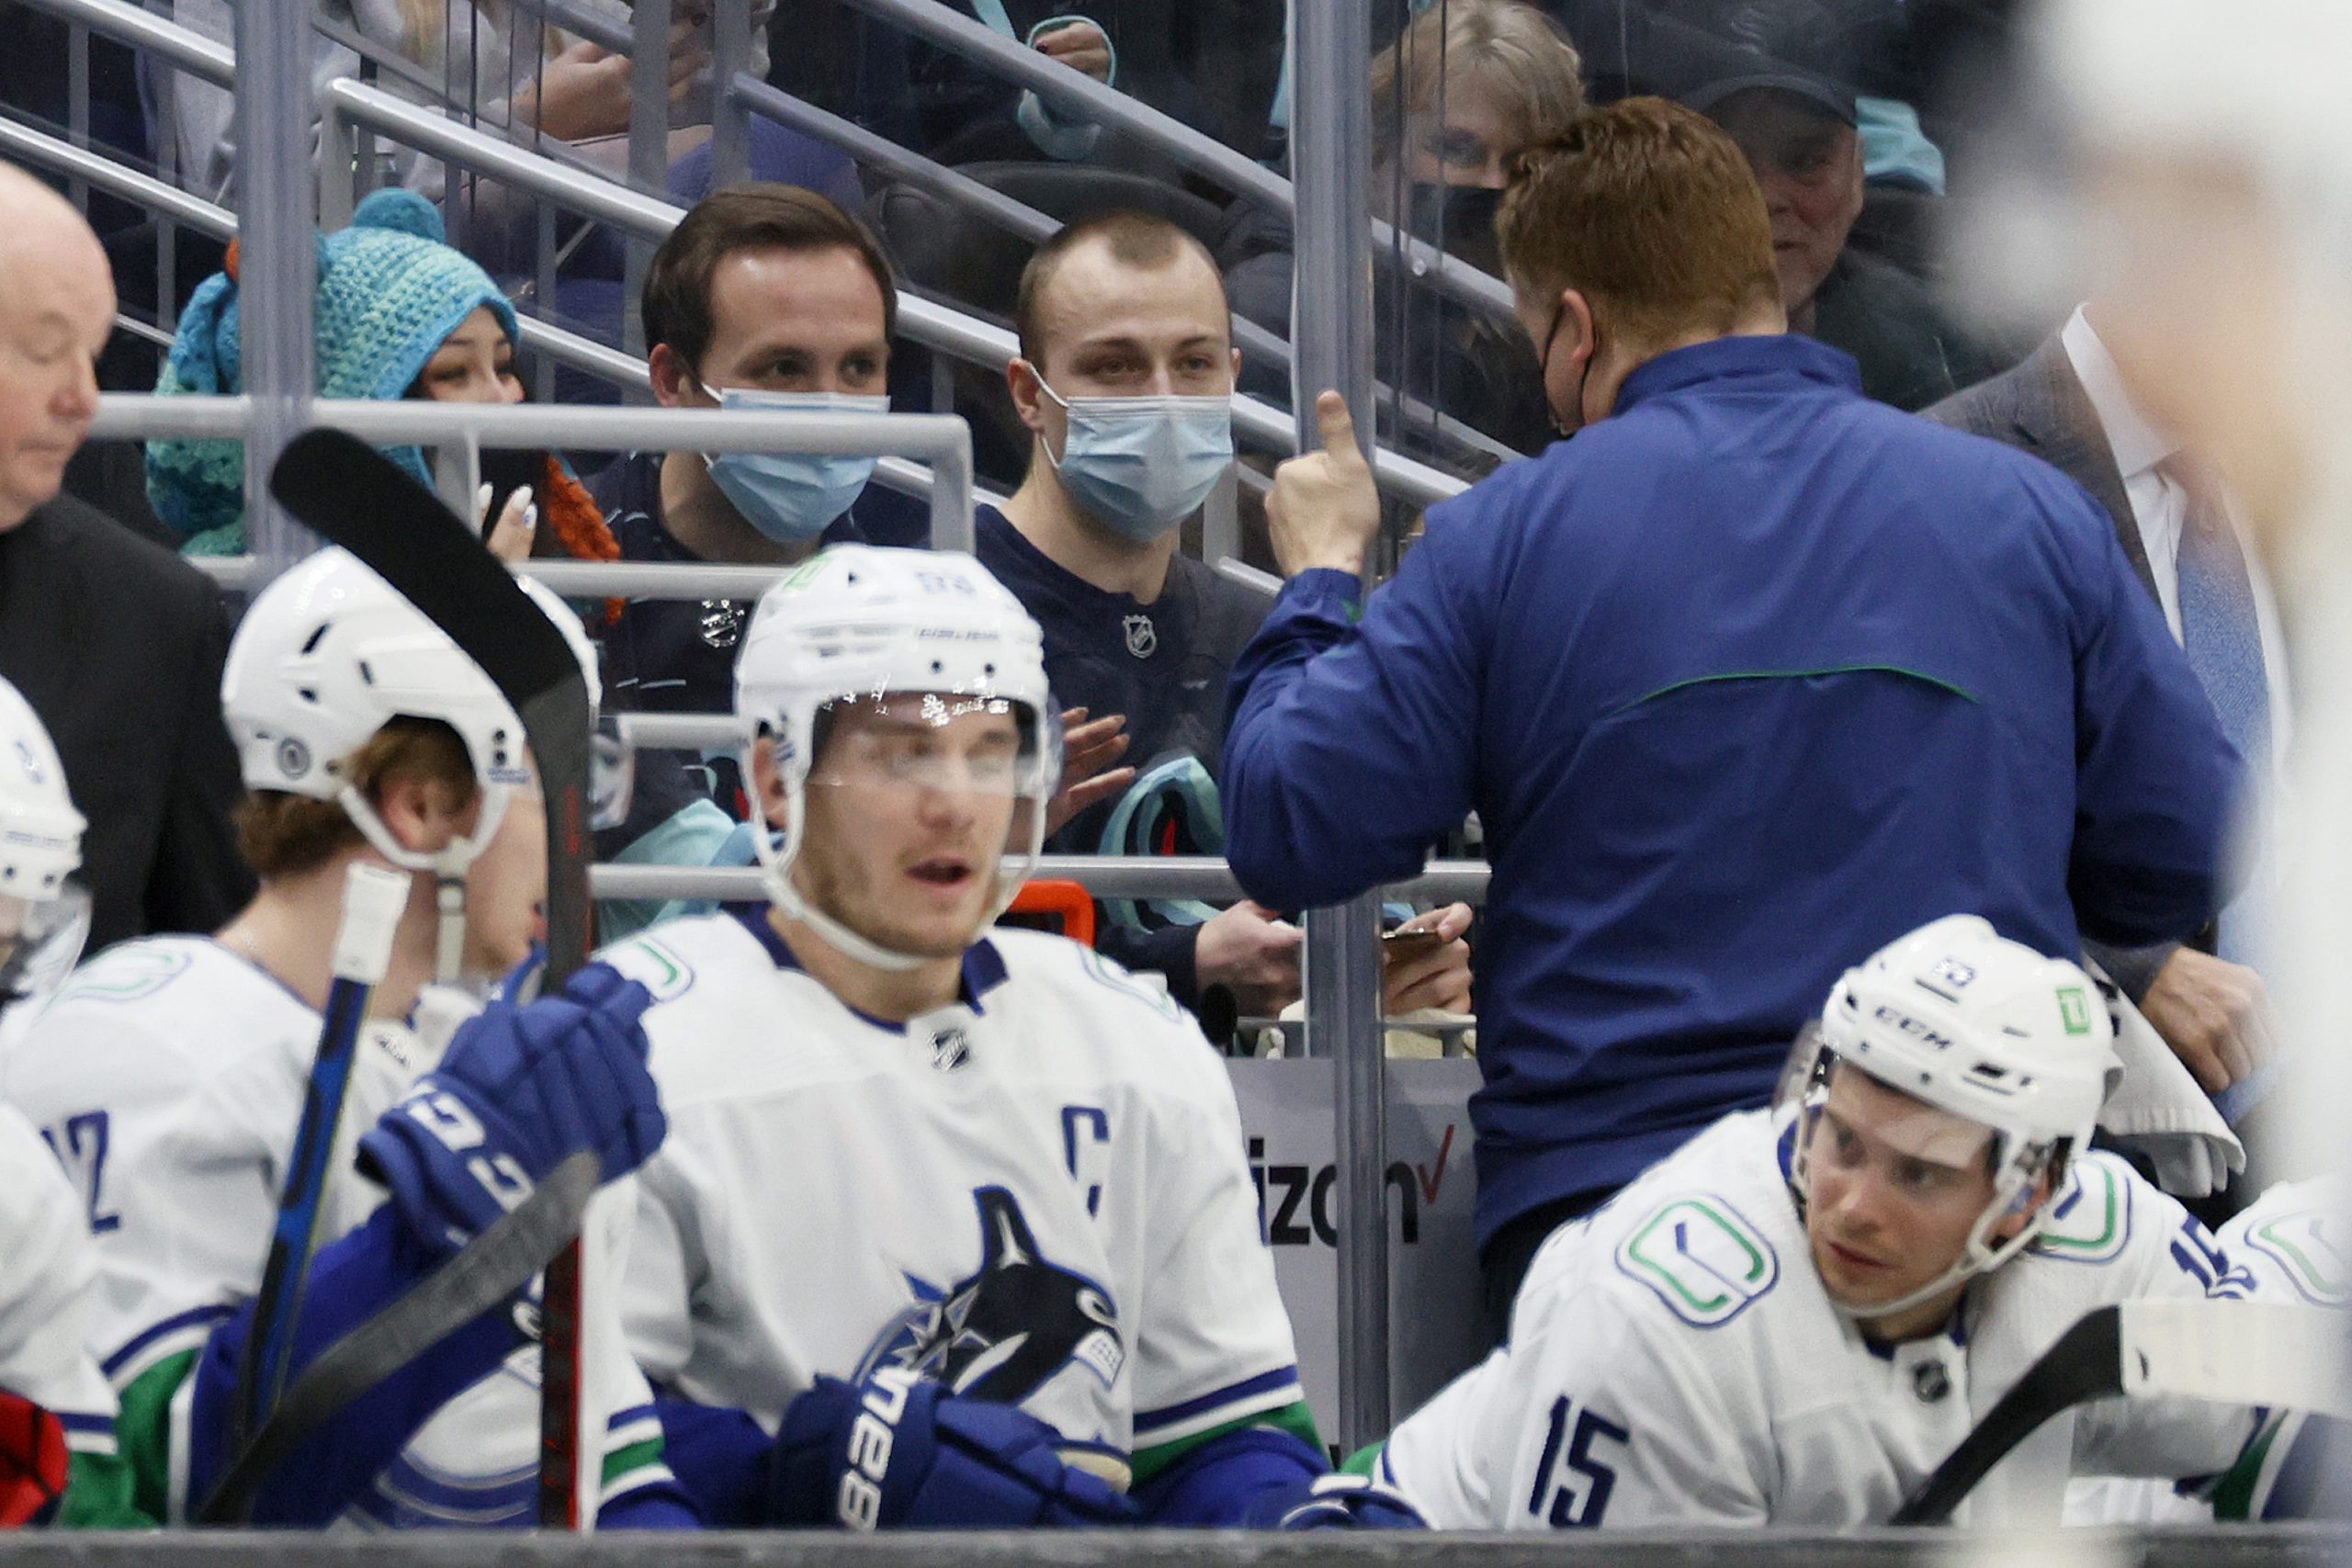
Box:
[1221,334,2241,1245]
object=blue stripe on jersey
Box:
[1134,1366,1302,1438]
[101,1303,234,1379]
[726,906,1012,1022]
[55,1412,113,1433]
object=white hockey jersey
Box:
[602,912,1306,1472]
[1380,1109,2264,1529]
[0,1102,115,1462]
[0,937,666,1526]
[2222,1178,2346,1309]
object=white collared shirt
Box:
[2061,307,2293,766]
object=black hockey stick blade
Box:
[1889,1306,2121,1525]
[267,428,600,1525]
[267,428,595,986]
[198,1152,598,1523]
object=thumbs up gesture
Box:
[1267,390,1383,579]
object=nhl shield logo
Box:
[931,1024,972,1072]
[1122,615,1156,660]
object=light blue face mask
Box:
[699,385,889,543]
[1036,379,1233,542]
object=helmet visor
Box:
[0,881,90,1013]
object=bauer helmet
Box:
[0,677,87,1010]
[734,545,1061,971]
[221,547,598,978]
[1783,914,2119,1317]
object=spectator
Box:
[589,186,897,748]
[163,0,770,201]
[1928,306,2288,1132]
[0,163,254,954]
[1227,0,1585,455]
[1218,100,2237,1345]
[145,187,620,572]
[984,210,1471,1022]
[1667,3,2000,409]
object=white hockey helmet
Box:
[734,545,1061,972]
[1786,914,2119,1317]
[0,676,88,1009]
[222,547,599,978]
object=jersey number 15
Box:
[1528,1394,1628,1529]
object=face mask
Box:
[1535,306,1596,440]
[699,385,889,543]
[1035,377,1233,542]
[1407,182,1505,275]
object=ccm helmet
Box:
[221,547,598,978]
[1785,915,2118,1317]
[734,545,1060,971]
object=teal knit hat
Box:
[148,189,523,551]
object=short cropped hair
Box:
[1013,209,1224,368]
[643,183,899,375]
[1498,97,1780,347]
[1371,0,1587,169]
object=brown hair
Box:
[1498,97,1780,348]
[1371,0,1586,172]
[1013,209,1225,370]
[235,718,477,880]
[643,184,899,377]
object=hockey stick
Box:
[198,428,599,1527]
[1890,1300,2352,1525]
[233,862,411,1447]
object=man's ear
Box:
[648,343,695,410]
[373,770,468,857]
[1227,344,1242,387]
[1007,355,1050,435]
[1558,288,1599,368]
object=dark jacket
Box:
[0,494,253,953]
[1925,333,2184,1001]
[1223,333,2239,1243]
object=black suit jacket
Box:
[1924,333,2187,998]
[0,494,254,953]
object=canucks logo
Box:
[856,1187,1125,1400]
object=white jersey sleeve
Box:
[1380,1268,1767,1529]
[0,1105,115,1452]
[2058,1156,2267,1484]
[2218,1178,2346,1308]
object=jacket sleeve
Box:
[1219,520,1487,910]
[2061,480,2243,947]
[145,583,256,936]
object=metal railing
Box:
[588,855,1490,908]
[89,393,978,550]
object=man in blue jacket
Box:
[1220,98,2242,1344]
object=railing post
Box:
[232,0,317,578]
[622,0,671,367]
[1289,0,1387,1454]
[709,0,752,189]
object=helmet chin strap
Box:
[741,757,1050,978]
[336,784,510,985]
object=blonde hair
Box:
[1371,0,1588,171]
[393,0,559,74]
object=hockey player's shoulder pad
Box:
[987,928,1189,1031]
[1611,1189,1781,1330]
[2028,1150,2136,1267]
[596,925,707,1006]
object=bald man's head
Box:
[0,163,113,532]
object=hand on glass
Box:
[1267,390,1382,579]
[1043,706,1134,837]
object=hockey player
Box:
[0,549,676,1528]
[599,544,1416,1529]
[0,676,119,1526]
[1370,915,2279,1529]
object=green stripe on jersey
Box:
[65,1349,194,1527]
[1130,1399,1322,1487]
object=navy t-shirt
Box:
[974,503,1270,1005]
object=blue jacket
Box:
[1221,334,2241,1245]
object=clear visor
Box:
[0,881,91,1011]
[804,693,1046,806]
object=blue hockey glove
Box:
[1245,1472,1428,1530]
[764,1368,1136,1529]
[357,962,665,1260]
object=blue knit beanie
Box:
[148,189,523,551]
